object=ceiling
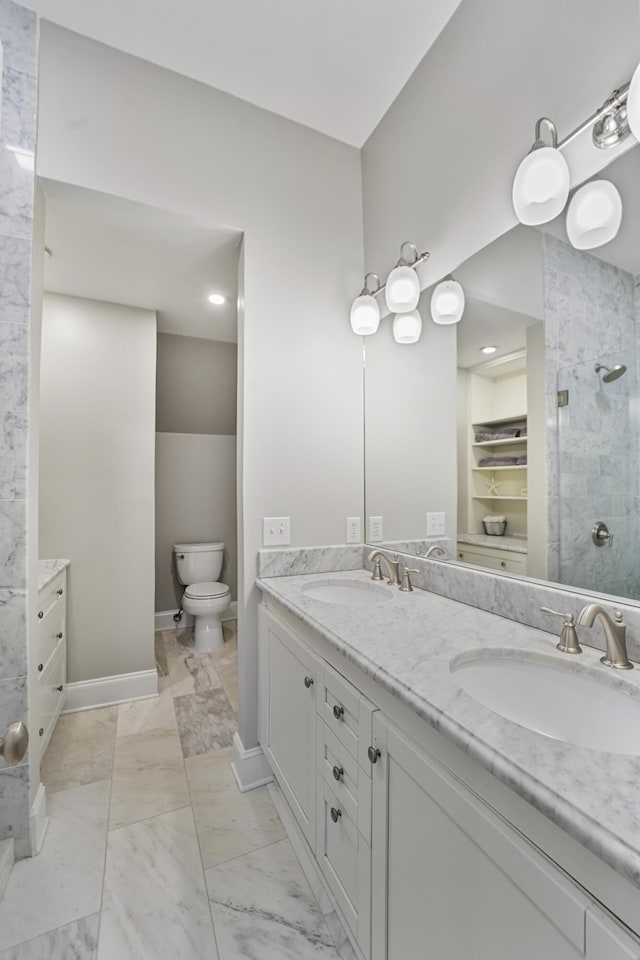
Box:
[41,179,241,342]
[456,298,535,370]
[23,0,463,147]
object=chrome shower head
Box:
[595,363,627,383]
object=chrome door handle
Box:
[304,676,314,689]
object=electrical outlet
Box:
[368,516,383,542]
[426,512,446,537]
[345,517,361,543]
[263,517,290,546]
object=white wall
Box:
[36,24,364,756]
[39,293,157,682]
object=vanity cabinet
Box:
[456,542,527,574]
[34,568,67,756]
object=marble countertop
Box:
[457,534,528,554]
[258,569,640,890]
[38,559,70,592]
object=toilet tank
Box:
[174,542,224,585]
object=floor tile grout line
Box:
[202,835,289,874]
[95,707,119,953]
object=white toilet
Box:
[174,542,231,653]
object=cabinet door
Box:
[260,607,318,847]
[587,907,640,959]
[371,715,588,960]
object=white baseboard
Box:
[231,732,273,792]
[63,669,158,714]
[155,601,237,632]
[0,839,14,901]
[30,783,48,856]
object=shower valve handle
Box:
[592,522,614,548]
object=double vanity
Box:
[258,554,640,960]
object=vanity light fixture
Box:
[565,179,622,250]
[208,292,226,305]
[627,63,640,140]
[384,242,425,314]
[480,345,497,355]
[350,273,381,335]
[392,309,422,344]
[430,276,465,325]
[512,118,571,226]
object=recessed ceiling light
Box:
[208,293,226,305]
[480,345,498,355]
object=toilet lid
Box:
[184,581,230,600]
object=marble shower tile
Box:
[0,150,33,240]
[0,588,26,678]
[173,688,236,758]
[0,500,25,590]
[116,688,177,738]
[0,780,109,951]
[0,410,26,500]
[0,676,26,771]
[1,67,36,153]
[205,839,340,959]
[0,2,37,76]
[98,806,218,960]
[0,763,28,853]
[109,727,189,829]
[40,706,117,795]
[0,236,31,326]
[0,913,100,960]
[186,746,285,869]
[0,322,28,409]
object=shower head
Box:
[595,363,627,383]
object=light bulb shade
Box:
[385,264,420,313]
[565,180,622,250]
[628,61,640,140]
[512,146,570,225]
[430,279,465,325]
[350,293,380,335]
[392,309,422,344]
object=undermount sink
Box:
[302,578,393,607]
[451,652,640,755]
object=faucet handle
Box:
[540,607,582,655]
[400,568,420,593]
[371,557,384,581]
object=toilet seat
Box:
[184,581,230,601]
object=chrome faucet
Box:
[576,604,633,670]
[424,545,445,559]
[368,550,401,586]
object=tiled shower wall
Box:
[0,0,37,856]
[544,234,640,599]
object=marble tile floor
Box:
[0,622,349,959]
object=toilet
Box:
[174,542,230,653]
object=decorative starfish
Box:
[484,472,502,497]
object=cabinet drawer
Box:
[35,608,65,675]
[35,639,66,757]
[318,660,377,772]
[37,571,66,626]
[456,546,526,573]
[316,777,371,956]
[317,719,371,841]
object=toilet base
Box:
[193,615,225,653]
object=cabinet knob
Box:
[38,728,44,737]
[368,746,381,764]
[304,676,314,689]
[57,632,63,640]
[330,807,342,823]
[458,553,464,559]
[332,704,345,721]
[500,560,506,568]
[332,765,344,782]
[56,685,63,693]
[57,588,63,596]
[37,611,43,619]
[37,663,43,672]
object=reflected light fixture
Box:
[512,118,570,226]
[208,292,226,305]
[480,345,497,355]
[384,242,423,314]
[625,63,640,141]
[565,180,622,250]
[393,309,422,344]
[430,277,465,325]
[350,273,381,335]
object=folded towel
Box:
[479,456,519,466]
[516,456,527,465]
[475,428,522,442]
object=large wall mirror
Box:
[364,141,640,603]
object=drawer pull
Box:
[304,676,314,689]
[56,685,64,693]
[37,663,43,672]
[38,728,44,737]
[332,765,344,782]
[501,560,506,568]
[57,632,63,640]
[330,807,342,823]
[57,588,63,596]
[37,611,43,619]
[332,704,345,721]
[368,746,381,764]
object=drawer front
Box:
[35,639,66,757]
[316,777,371,955]
[317,719,372,841]
[35,608,65,675]
[457,547,526,573]
[318,660,377,772]
[37,571,66,624]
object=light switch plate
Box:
[368,516,383,542]
[263,517,290,546]
[345,517,361,543]
[426,512,446,537]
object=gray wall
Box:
[155,333,238,611]
[39,293,157,683]
[0,0,37,858]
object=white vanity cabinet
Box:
[34,568,67,756]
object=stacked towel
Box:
[479,456,527,466]
[474,428,523,442]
